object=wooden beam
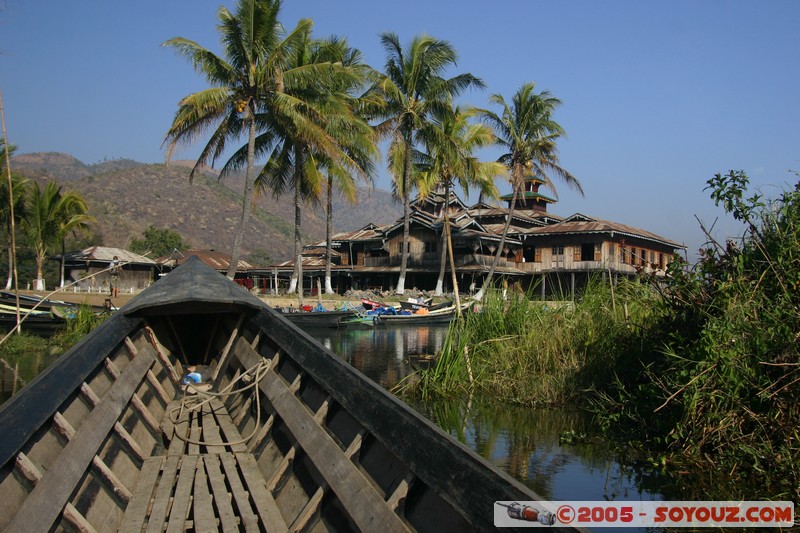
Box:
[211,314,246,386]
[235,453,288,533]
[144,325,180,385]
[120,457,163,533]
[234,338,409,533]
[165,455,198,533]
[4,347,155,532]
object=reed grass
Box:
[406,277,661,406]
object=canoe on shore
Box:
[276,308,356,328]
[0,257,574,532]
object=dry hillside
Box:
[11,153,401,263]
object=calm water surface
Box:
[304,323,683,513]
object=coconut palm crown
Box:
[473,82,583,300]
[372,33,484,294]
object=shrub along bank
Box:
[408,171,799,501]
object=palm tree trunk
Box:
[434,229,447,295]
[288,146,303,294]
[475,177,519,301]
[434,178,450,296]
[324,177,334,294]
[444,202,462,315]
[59,237,66,288]
[35,251,45,291]
[227,105,257,280]
[5,229,12,290]
[396,139,412,294]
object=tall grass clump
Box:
[595,171,800,500]
[409,277,662,406]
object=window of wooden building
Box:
[580,243,594,261]
[552,245,564,258]
[424,241,437,254]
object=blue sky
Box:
[1,0,798,256]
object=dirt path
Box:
[18,289,362,311]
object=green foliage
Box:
[596,171,800,500]
[247,248,272,266]
[405,278,659,407]
[129,225,189,258]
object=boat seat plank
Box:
[4,346,157,533]
[193,457,217,532]
[120,457,166,533]
[123,397,287,533]
[145,455,181,533]
[165,455,198,533]
[203,453,239,532]
[210,398,248,453]
[235,453,289,533]
[218,453,260,533]
[233,337,410,533]
[201,402,227,454]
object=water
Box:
[304,324,677,511]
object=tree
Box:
[163,0,312,280]
[473,83,583,300]
[129,225,190,258]
[23,181,93,290]
[251,33,375,294]
[417,105,502,304]
[0,141,28,290]
[372,33,483,294]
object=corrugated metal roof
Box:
[62,246,156,265]
[525,213,684,248]
[156,250,256,270]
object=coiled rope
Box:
[167,355,275,448]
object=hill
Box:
[11,153,402,264]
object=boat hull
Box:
[0,258,581,532]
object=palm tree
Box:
[418,105,502,306]
[473,83,583,300]
[163,0,311,280]
[23,182,93,291]
[251,34,375,294]
[0,141,28,290]
[372,33,483,294]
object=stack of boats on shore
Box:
[275,296,463,328]
[0,292,104,336]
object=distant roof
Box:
[525,213,685,248]
[59,246,156,265]
[156,250,256,270]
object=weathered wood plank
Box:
[144,325,180,385]
[218,453,259,533]
[167,402,189,457]
[120,457,164,533]
[211,313,245,385]
[203,454,239,532]
[145,454,181,533]
[52,409,134,503]
[234,338,409,533]
[236,453,288,533]
[0,312,141,471]
[192,457,217,532]
[165,455,198,533]
[201,402,226,454]
[188,410,201,456]
[63,502,99,533]
[5,347,156,533]
[210,398,248,453]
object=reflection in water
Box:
[304,324,674,516]
[304,324,448,390]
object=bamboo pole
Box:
[0,89,21,334]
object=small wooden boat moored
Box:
[277,308,356,328]
[0,257,578,532]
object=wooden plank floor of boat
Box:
[121,396,288,533]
